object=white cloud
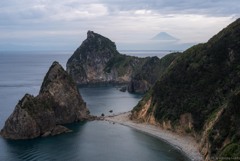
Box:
[0,0,239,50]
[48,3,108,21]
[134,10,152,15]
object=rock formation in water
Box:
[131,18,240,160]
[0,61,89,139]
[66,31,178,94]
[67,31,121,84]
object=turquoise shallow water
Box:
[0,51,189,161]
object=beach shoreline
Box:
[104,112,203,161]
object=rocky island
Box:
[0,61,90,139]
[67,31,179,94]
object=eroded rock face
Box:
[40,61,89,124]
[67,31,179,94]
[128,79,150,94]
[67,31,120,84]
[0,61,89,139]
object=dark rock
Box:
[86,115,98,121]
[40,61,89,124]
[0,94,55,139]
[109,110,113,113]
[51,125,72,136]
[119,86,127,92]
[101,113,105,117]
[0,61,89,140]
[41,131,51,137]
[128,79,150,94]
[67,31,120,84]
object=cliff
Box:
[0,61,89,139]
[128,53,179,94]
[67,31,120,84]
[131,18,240,160]
[67,31,178,93]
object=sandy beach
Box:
[104,112,203,161]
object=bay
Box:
[0,51,189,161]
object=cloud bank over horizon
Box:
[0,0,239,51]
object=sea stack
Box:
[0,61,89,139]
[67,31,179,93]
[67,31,121,84]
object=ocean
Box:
[0,50,189,161]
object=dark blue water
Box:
[80,86,142,116]
[0,51,189,161]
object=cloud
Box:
[0,0,239,51]
[49,3,108,21]
[101,0,240,17]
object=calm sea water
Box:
[120,50,173,58]
[0,51,189,161]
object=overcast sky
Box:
[0,0,239,51]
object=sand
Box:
[104,112,203,161]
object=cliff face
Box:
[67,31,178,93]
[40,61,89,124]
[131,18,240,160]
[128,53,179,94]
[67,31,122,84]
[1,62,89,139]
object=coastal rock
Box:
[67,31,120,84]
[128,78,150,94]
[131,18,240,160]
[40,61,89,124]
[119,86,127,92]
[51,125,72,136]
[0,61,89,139]
[67,31,178,93]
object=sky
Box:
[0,0,239,51]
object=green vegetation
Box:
[137,18,240,130]
[128,52,180,93]
[136,53,179,83]
[132,89,153,113]
[219,143,240,161]
[207,91,240,156]
[104,54,145,76]
[132,18,240,158]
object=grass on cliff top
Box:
[219,143,240,160]
[104,54,146,76]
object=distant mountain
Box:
[151,32,179,41]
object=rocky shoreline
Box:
[104,112,203,161]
